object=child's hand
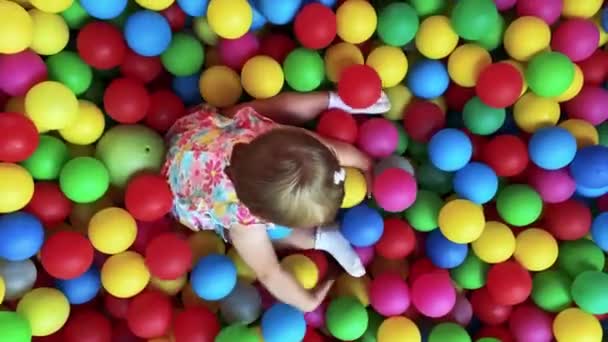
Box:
[310,278,335,310]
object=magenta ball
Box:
[354,246,375,266]
[509,304,553,342]
[551,19,599,62]
[357,118,399,158]
[411,271,456,318]
[494,0,516,10]
[369,272,410,316]
[0,50,47,96]
[373,168,417,212]
[528,166,576,203]
[516,0,563,25]
[565,86,608,125]
[304,301,326,329]
[218,32,260,71]
[446,294,473,326]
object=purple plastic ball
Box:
[0,50,47,97]
[218,32,260,71]
[357,118,399,158]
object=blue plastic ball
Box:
[570,145,608,189]
[406,59,449,99]
[0,212,44,262]
[256,0,302,25]
[340,204,384,247]
[249,0,268,31]
[428,128,473,172]
[529,127,577,170]
[124,11,172,57]
[261,303,306,342]
[56,266,101,304]
[172,74,202,105]
[191,253,237,301]
[453,162,498,204]
[268,225,293,240]
[592,212,608,252]
[177,0,208,16]
[425,229,468,269]
[602,8,608,32]
[576,183,608,198]
[80,0,127,19]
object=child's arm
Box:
[229,224,334,312]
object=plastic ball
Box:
[383,85,412,121]
[531,270,572,312]
[126,290,172,339]
[558,239,605,277]
[281,254,318,290]
[0,311,31,342]
[324,42,364,83]
[142,90,184,133]
[569,145,608,189]
[514,228,558,272]
[219,281,262,324]
[375,218,415,260]
[216,324,258,342]
[336,0,377,44]
[120,49,162,83]
[283,48,325,92]
[416,15,458,59]
[426,230,468,269]
[377,2,418,47]
[0,113,38,163]
[403,100,445,142]
[0,211,42,262]
[77,21,126,69]
[207,0,252,39]
[559,118,598,148]
[438,199,485,244]
[553,308,602,342]
[562,0,603,18]
[174,306,221,342]
[46,51,92,96]
[552,19,599,62]
[40,231,93,279]
[218,32,259,71]
[255,0,299,25]
[0,1,33,54]
[134,0,174,10]
[450,253,488,290]
[377,316,421,342]
[101,251,150,298]
[104,77,150,124]
[357,118,398,158]
[28,9,69,56]
[369,272,410,316]
[526,51,575,98]
[63,310,112,342]
[571,271,608,315]
[487,261,532,306]
[428,323,470,342]
[341,204,384,247]
[59,100,105,145]
[294,3,336,49]
[55,266,101,304]
[513,93,560,133]
[453,162,498,204]
[472,221,515,264]
[316,109,358,144]
[407,59,449,99]
[529,127,577,170]
[261,303,306,342]
[0,50,46,97]
[25,81,78,130]
[334,273,371,306]
[529,167,576,205]
[516,0,562,25]
[337,167,365,208]
[591,212,608,251]
[0,259,37,301]
[241,55,283,99]
[503,16,551,61]
[191,253,237,301]
[450,0,499,41]
[61,1,90,29]
[373,168,417,212]
[16,288,69,337]
[366,46,408,88]
[496,184,542,227]
[472,288,513,326]
[509,304,553,342]
[161,33,204,76]
[428,128,472,172]
[198,66,241,107]
[326,297,368,341]
[259,33,296,65]
[80,0,127,19]
[404,190,443,232]
[144,233,191,281]
[59,156,110,203]
[337,64,382,108]
[448,44,492,88]
[476,62,523,108]
[124,11,172,57]
[125,173,172,222]
[413,270,457,318]
[565,86,608,125]
[89,207,136,254]
[462,97,505,135]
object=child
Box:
[162,91,390,312]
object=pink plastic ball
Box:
[552,19,600,62]
[412,271,456,318]
[0,50,47,96]
[354,246,375,267]
[516,0,563,25]
[369,272,410,316]
[357,118,399,158]
[528,166,576,203]
[218,32,260,71]
[373,168,417,212]
[446,294,473,326]
[304,301,326,329]
[494,0,516,10]
[565,86,608,125]
[508,304,553,342]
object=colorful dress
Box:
[162,104,277,238]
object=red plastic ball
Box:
[403,101,446,142]
[40,231,94,280]
[482,135,529,177]
[316,109,358,144]
[104,77,151,124]
[25,182,73,228]
[465,131,488,161]
[375,218,416,260]
[144,90,186,133]
[127,290,173,339]
[300,250,329,280]
[408,258,443,285]
[577,50,608,86]
[120,49,163,84]
[125,173,173,222]
[259,33,297,64]
[77,22,127,70]
[303,327,326,342]
[112,321,141,342]
[173,307,221,342]
[63,309,112,342]
[145,233,192,280]
[132,218,173,255]
[542,200,591,240]
[476,63,523,108]
[476,325,514,342]
[0,112,39,162]
[445,83,476,112]
[104,294,130,320]
[294,3,337,49]
[161,3,187,31]
[338,64,382,109]
[470,287,513,325]
[486,261,532,306]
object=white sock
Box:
[314,223,366,277]
[328,91,391,114]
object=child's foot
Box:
[328,91,391,115]
[314,223,366,277]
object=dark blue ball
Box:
[56,266,101,304]
[425,229,468,269]
[570,145,608,189]
[0,212,44,261]
[172,73,202,105]
[453,162,498,204]
[340,204,384,247]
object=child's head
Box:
[229,128,344,228]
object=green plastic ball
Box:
[359,308,383,342]
[477,338,500,342]
[193,16,218,46]
[531,270,572,313]
[429,323,471,342]
[59,157,110,203]
[451,0,499,40]
[46,51,93,95]
[476,14,505,51]
[598,122,608,147]
[463,97,506,135]
[417,161,453,196]
[326,297,369,341]
[81,77,106,105]
[161,33,205,77]
[283,48,325,92]
[525,51,575,98]
[215,324,259,342]
[21,135,69,180]
[377,2,419,47]
[557,239,605,277]
[496,184,542,227]
[450,253,488,290]
[408,140,428,162]
[409,0,446,16]
[571,271,608,315]
[404,190,443,232]
[0,312,31,342]
[60,1,90,29]
[394,122,409,155]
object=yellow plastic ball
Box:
[341,167,367,209]
[189,230,226,261]
[438,199,486,244]
[193,16,218,46]
[16,288,70,337]
[150,275,187,296]
[59,100,105,145]
[101,251,150,298]
[514,228,558,272]
[207,0,252,39]
[0,163,34,213]
[472,221,515,264]
[241,56,284,99]
[324,42,364,83]
[0,276,5,304]
[333,274,370,306]
[228,248,256,283]
[448,44,492,87]
[562,0,603,18]
[594,15,608,46]
[135,0,175,11]
[559,119,599,148]
[25,81,78,130]
[504,16,551,61]
[336,0,377,44]
[89,207,137,254]
[378,316,421,342]
[0,0,33,53]
[366,46,408,88]
[384,85,412,121]
[553,64,584,102]
[29,0,72,13]
[200,65,242,107]
[416,15,458,60]
[29,9,69,55]
[513,93,560,133]
[503,60,528,96]
[553,308,602,342]
[281,254,319,290]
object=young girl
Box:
[162,91,390,312]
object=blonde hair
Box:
[229,128,344,228]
